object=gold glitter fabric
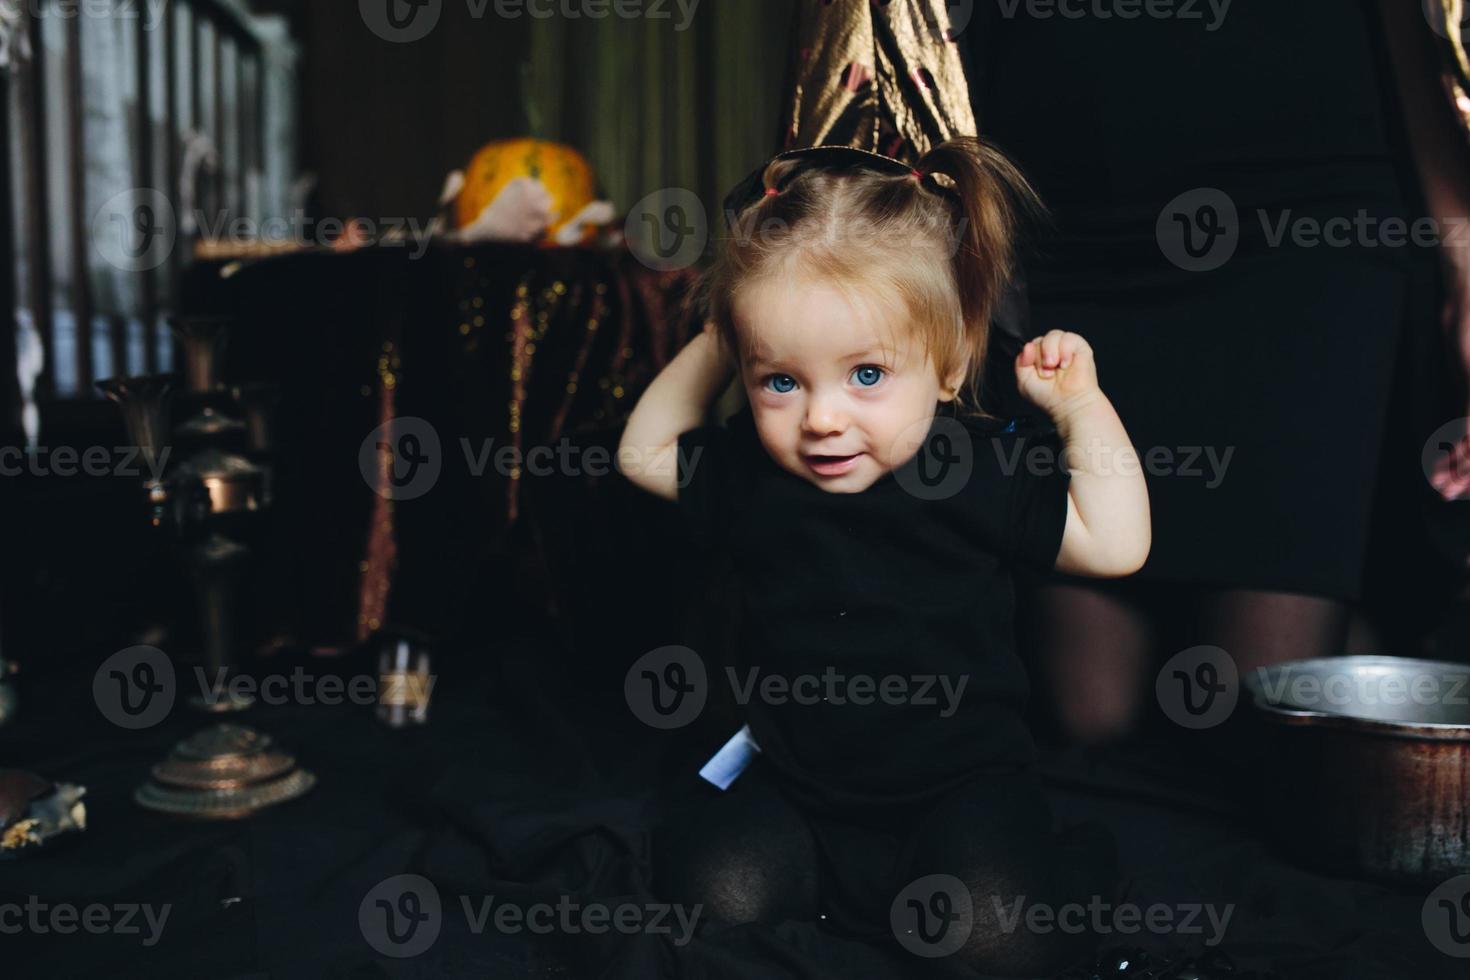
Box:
[203,243,699,649]
[1430,0,1470,146]
[355,245,701,636]
[357,340,400,642]
[777,0,977,162]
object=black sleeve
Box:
[676,423,736,550]
[961,419,1072,570]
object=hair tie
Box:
[764,186,779,197]
[910,169,924,181]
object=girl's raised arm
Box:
[616,328,736,501]
[1016,330,1152,577]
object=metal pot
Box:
[1244,656,1470,883]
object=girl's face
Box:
[733,279,961,493]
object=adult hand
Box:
[1429,246,1470,500]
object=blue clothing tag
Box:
[698,724,762,790]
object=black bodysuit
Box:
[654,404,1119,975]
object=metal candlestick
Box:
[170,314,234,393]
[184,533,254,712]
[100,316,271,714]
[97,374,178,529]
[170,315,245,442]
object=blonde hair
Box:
[696,136,1044,416]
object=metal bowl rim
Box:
[1243,655,1470,739]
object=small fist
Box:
[1014,330,1101,418]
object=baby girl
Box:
[618,138,1151,976]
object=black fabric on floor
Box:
[654,756,1120,977]
[0,621,1460,979]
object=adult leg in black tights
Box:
[1028,581,1349,744]
[1026,581,1156,744]
[1188,588,1350,679]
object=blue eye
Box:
[764,374,797,394]
[851,365,885,387]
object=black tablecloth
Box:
[180,242,701,654]
[1,617,1459,980]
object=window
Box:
[3,0,297,441]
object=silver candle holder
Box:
[100,317,273,714]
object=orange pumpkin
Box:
[455,138,599,245]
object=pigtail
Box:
[916,137,1047,407]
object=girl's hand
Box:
[1015,330,1102,423]
[1430,247,1470,500]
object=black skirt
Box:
[968,0,1432,599]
